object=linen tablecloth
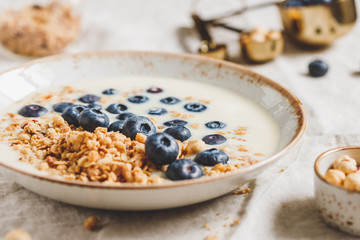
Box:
[1,0,360,239]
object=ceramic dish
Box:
[0,51,306,210]
[315,146,360,236]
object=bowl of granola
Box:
[0,51,306,210]
[315,146,360,236]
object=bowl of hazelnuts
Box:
[314,146,360,236]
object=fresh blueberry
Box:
[18,104,48,117]
[165,159,203,180]
[184,103,207,112]
[61,105,88,126]
[309,60,329,77]
[108,120,125,133]
[88,103,102,110]
[202,134,227,145]
[163,119,187,127]
[78,94,100,103]
[195,148,229,166]
[102,88,119,95]
[160,97,180,105]
[302,0,332,5]
[117,112,136,120]
[53,102,73,113]
[205,121,226,129]
[128,95,149,104]
[106,103,128,114]
[164,126,191,142]
[148,107,167,115]
[285,0,303,7]
[145,132,179,165]
[122,116,156,140]
[78,108,109,132]
[147,87,163,93]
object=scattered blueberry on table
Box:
[122,116,156,140]
[53,102,73,113]
[195,148,229,166]
[78,108,110,132]
[78,94,100,103]
[184,103,207,112]
[309,60,329,77]
[18,104,48,117]
[164,126,191,142]
[163,119,188,127]
[87,103,102,110]
[102,88,119,95]
[302,0,332,5]
[160,97,180,105]
[205,121,226,129]
[106,103,128,114]
[285,0,303,7]
[146,87,163,93]
[117,112,136,120]
[128,95,149,104]
[61,105,88,126]
[148,107,167,115]
[145,132,179,165]
[165,159,203,180]
[285,0,332,7]
[108,120,125,133]
[202,134,227,145]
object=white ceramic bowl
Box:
[315,146,360,236]
[0,51,307,210]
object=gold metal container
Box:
[278,0,357,45]
[240,28,284,62]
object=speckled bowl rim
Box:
[0,50,307,190]
[314,145,360,194]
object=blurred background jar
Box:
[0,0,81,58]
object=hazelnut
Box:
[333,155,357,174]
[344,173,360,191]
[324,169,345,186]
[84,216,100,231]
[4,229,32,240]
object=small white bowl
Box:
[315,146,360,236]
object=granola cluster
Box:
[6,115,161,183]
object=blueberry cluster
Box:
[145,132,229,181]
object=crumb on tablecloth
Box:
[84,216,101,231]
[205,235,219,240]
[230,219,240,227]
[203,222,211,231]
[232,187,251,195]
[4,229,32,240]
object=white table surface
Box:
[0,0,360,239]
